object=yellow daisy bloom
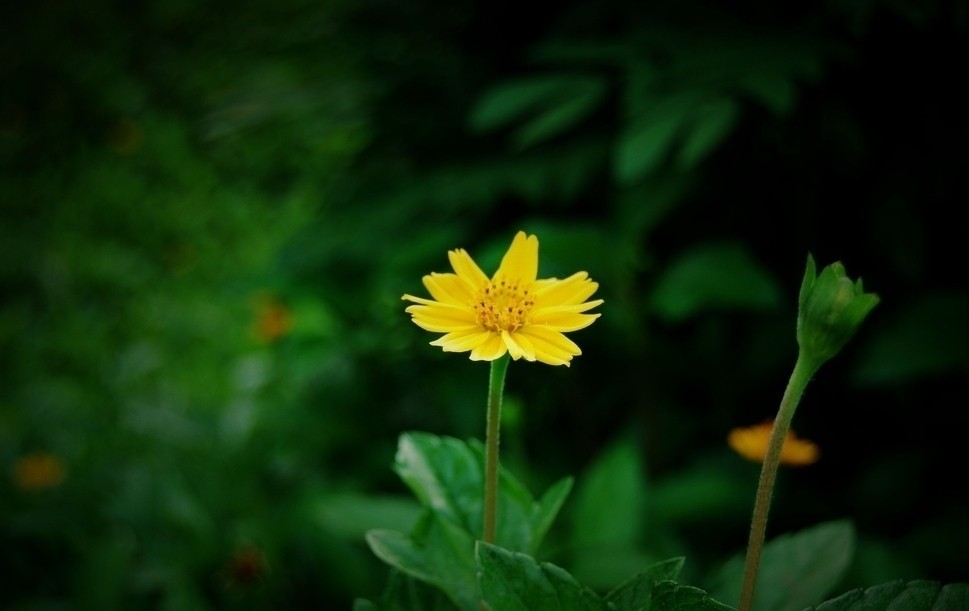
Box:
[402,231,603,366]
[728,421,820,467]
[12,452,67,490]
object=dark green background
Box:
[2,0,967,609]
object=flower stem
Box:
[738,352,820,611]
[483,354,510,544]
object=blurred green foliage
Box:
[2,0,967,609]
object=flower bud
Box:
[797,254,879,366]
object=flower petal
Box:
[448,248,489,288]
[529,310,601,332]
[501,330,525,360]
[531,299,603,317]
[518,325,581,366]
[533,272,599,307]
[728,422,819,467]
[423,273,474,307]
[405,302,476,332]
[404,302,474,320]
[430,328,493,353]
[503,330,537,361]
[782,438,820,466]
[470,332,507,361]
[496,231,538,284]
[410,319,478,333]
[402,294,441,306]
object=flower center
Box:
[472,276,535,332]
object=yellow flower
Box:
[402,231,602,366]
[728,421,820,467]
[251,292,293,344]
[12,452,66,490]
[223,545,269,587]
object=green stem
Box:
[738,352,820,611]
[483,354,510,544]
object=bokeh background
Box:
[2,0,967,609]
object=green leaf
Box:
[313,492,422,539]
[513,83,606,149]
[393,433,483,536]
[531,476,574,553]
[392,432,571,553]
[739,73,798,115]
[846,537,922,588]
[853,293,969,385]
[289,297,339,340]
[651,465,748,525]
[518,222,610,279]
[605,557,685,609]
[76,533,136,611]
[710,520,856,611]
[799,253,818,314]
[476,542,606,611]
[366,513,478,611]
[470,78,568,131]
[651,581,735,611]
[570,437,649,588]
[361,569,461,611]
[571,437,647,549]
[615,100,692,184]
[649,242,783,321]
[371,433,579,608]
[676,98,739,169]
[807,580,969,611]
[470,75,605,146]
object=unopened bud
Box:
[797,254,879,366]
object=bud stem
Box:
[739,351,821,611]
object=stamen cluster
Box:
[472,276,535,332]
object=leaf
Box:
[651,580,735,611]
[394,433,482,534]
[470,78,568,131]
[651,465,749,525]
[853,293,969,385]
[76,533,136,611]
[371,433,578,608]
[476,542,606,611]
[513,82,606,149]
[313,492,422,539]
[676,98,739,169]
[392,432,571,553]
[366,513,479,611]
[739,74,798,115]
[808,580,969,611]
[360,569,461,611]
[613,174,691,243]
[649,242,782,321]
[520,222,610,278]
[531,476,574,553]
[709,520,856,611]
[847,537,922,588]
[614,100,693,184]
[571,437,647,550]
[570,437,649,589]
[470,75,605,147]
[605,557,686,609]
